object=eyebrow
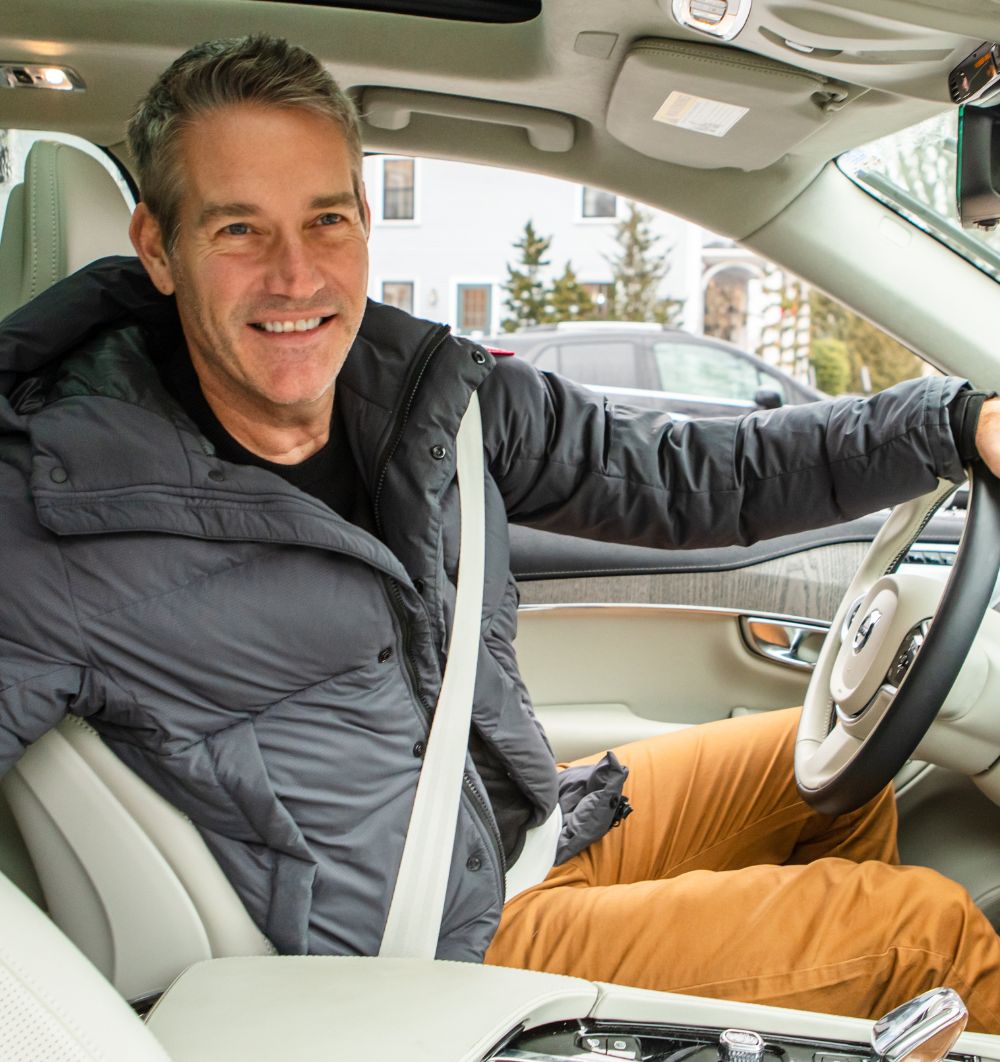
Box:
[196,193,358,228]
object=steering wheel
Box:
[795,463,1000,816]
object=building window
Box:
[456,284,492,334]
[581,187,617,219]
[382,157,415,220]
[582,282,613,317]
[382,281,414,313]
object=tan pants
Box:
[485,707,1000,1033]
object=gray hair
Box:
[127,34,363,251]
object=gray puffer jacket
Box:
[0,258,968,960]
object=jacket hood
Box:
[0,256,495,587]
[0,257,177,398]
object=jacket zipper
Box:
[372,322,451,714]
[464,771,507,888]
[371,323,506,896]
[372,322,451,524]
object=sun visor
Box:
[607,39,848,171]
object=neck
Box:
[196,377,334,465]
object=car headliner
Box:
[0,0,989,239]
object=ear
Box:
[129,203,176,296]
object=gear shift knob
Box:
[871,988,968,1062]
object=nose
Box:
[264,232,324,301]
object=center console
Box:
[493,1018,977,1061]
[144,957,1000,1062]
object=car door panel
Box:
[510,508,964,762]
[514,603,813,762]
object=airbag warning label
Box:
[653,91,748,137]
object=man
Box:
[1,34,999,1030]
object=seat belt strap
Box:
[379,392,486,959]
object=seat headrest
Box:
[0,139,134,320]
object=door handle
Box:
[739,616,828,671]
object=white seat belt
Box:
[379,392,487,959]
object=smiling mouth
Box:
[249,315,333,334]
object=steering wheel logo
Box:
[852,608,883,654]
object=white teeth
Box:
[259,317,323,333]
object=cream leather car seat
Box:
[4,718,273,1002]
[0,870,169,1061]
[0,139,273,1002]
[0,137,134,319]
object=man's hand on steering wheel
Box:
[794,393,1000,816]
[975,397,1000,476]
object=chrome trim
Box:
[520,601,829,629]
[739,616,829,672]
[719,1029,766,1062]
[872,988,968,1062]
[671,0,752,40]
[852,608,883,653]
[841,596,866,644]
[491,1051,607,1061]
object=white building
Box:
[362,154,798,370]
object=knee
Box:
[895,867,988,954]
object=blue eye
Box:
[316,213,342,226]
[223,222,251,236]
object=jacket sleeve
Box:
[479,356,969,549]
[0,463,90,777]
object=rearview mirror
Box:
[957,101,1000,230]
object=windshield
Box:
[838,109,1000,283]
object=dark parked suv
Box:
[486,324,826,419]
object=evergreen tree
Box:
[605,202,683,325]
[810,337,852,394]
[549,261,594,322]
[501,220,553,332]
[809,290,923,392]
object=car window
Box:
[531,343,559,373]
[653,341,774,402]
[839,110,1000,284]
[363,153,927,409]
[557,341,638,388]
[756,368,786,402]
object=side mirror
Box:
[957,100,1000,230]
[754,388,783,410]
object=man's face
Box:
[133,103,370,424]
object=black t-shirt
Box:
[158,347,534,865]
[158,346,375,532]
